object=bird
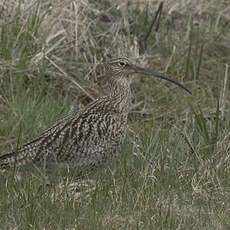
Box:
[0,58,191,176]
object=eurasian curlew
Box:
[0,58,191,176]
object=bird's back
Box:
[0,96,128,175]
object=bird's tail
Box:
[0,151,27,169]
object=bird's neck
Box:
[108,77,131,114]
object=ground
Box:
[0,0,230,229]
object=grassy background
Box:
[0,0,230,229]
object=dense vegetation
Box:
[0,0,229,229]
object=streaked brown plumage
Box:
[0,58,191,176]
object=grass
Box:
[0,0,230,229]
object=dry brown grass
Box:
[0,0,230,229]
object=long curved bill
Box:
[132,65,192,95]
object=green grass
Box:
[0,0,230,229]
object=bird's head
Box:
[95,57,191,94]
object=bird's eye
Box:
[118,61,126,67]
